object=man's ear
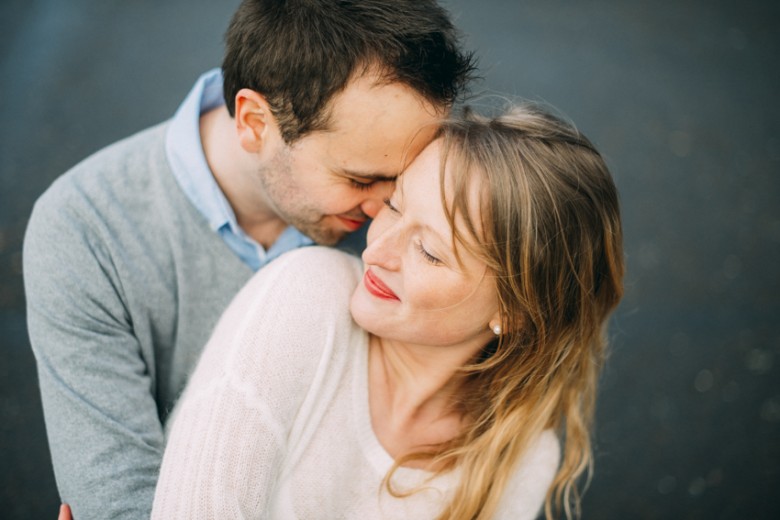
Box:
[234,88,278,153]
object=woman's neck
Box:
[367,334,479,466]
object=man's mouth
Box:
[336,215,366,231]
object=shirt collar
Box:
[165,68,235,234]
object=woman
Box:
[151,104,624,519]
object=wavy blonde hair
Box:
[385,104,624,519]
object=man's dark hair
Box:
[222,0,476,143]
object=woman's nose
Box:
[362,212,402,271]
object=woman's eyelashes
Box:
[415,240,442,265]
[383,198,442,265]
[383,198,400,213]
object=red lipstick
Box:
[363,269,400,301]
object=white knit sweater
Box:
[151,247,560,519]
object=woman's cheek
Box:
[406,272,474,311]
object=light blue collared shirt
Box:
[165,68,313,271]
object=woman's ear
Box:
[488,310,518,337]
[488,315,504,337]
[234,88,277,153]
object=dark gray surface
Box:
[1,1,778,518]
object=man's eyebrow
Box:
[341,169,399,183]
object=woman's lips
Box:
[363,269,400,301]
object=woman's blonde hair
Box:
[386,104,624,519]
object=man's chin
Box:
[298,225,346,246]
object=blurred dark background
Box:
[1,0,778,518]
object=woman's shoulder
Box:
[197,246,365,413]
[248,246,363,299]
[529,429,561,464]
[205,246,363,365]
[274,246,363,280]
[494,430,561,519]
[510,429,561,485]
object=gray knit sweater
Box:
[24,122,255,519]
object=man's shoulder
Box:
[29,122,176,231]
[36,122,170,210]
[87,120,169,160]
[88,120,169,167]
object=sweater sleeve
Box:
[151,247,362,519]
[23,180,164,519]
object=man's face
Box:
[254,74,444,245]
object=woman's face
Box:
[350,140,500,352]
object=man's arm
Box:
[24,186,164,520]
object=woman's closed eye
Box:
[383,198,401,214]
[415,240,442,265]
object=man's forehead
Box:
[320,119,439,180]
[326,74,443,131]
[298,76,443,180]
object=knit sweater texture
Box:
[151,247,560,520]
[24,123,255,519]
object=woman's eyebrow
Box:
[419,221,455,249]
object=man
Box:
[23,1,475,518]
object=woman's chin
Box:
[349,287,390,338]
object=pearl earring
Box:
[491,324,502,336]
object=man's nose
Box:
[360,182,395,218]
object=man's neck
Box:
[199,106,288,249]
